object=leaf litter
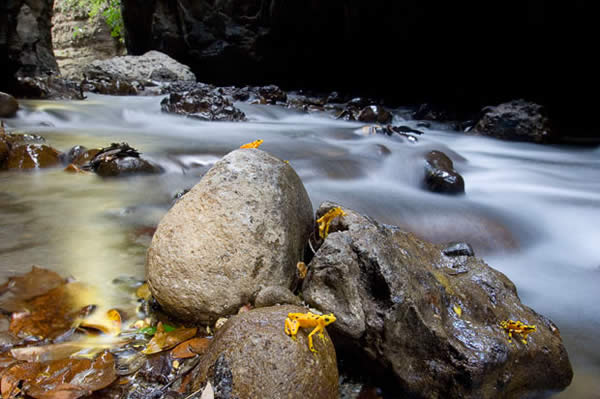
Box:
[0,267,212,398]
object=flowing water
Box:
[1,94,599,397]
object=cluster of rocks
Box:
[0,127,160,177]
[145,147,573,398]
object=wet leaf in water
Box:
[0,267,66,313]
[171,337,210,359]
[142,323,197,355]
[9,282,92,340]
[10,336,126,362]
[79,308,122,336]
[2,351,117,399]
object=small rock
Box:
[258,84,287,104]
[443,242,475,257]
[160,87,246,121]
[191,305,338,399]
[424,150,465,194]
[82,143,162,177]
[357,106,392,124]
[473,99,553,143]
[254,286,302,308]
[0,92,19,117]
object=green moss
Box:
[58,0,124,43]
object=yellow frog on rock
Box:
[284,312,336,353]
[500,319,537,344]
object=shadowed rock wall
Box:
[120,0,599,137]
[0,0,58,91]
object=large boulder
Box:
[302,202,573,398]
[472,100,554,144]
[82,50,196,83]
[147,149,313,323]
[191,305,338,399]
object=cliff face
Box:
[0,0,58,91]
[120,1,599,134]
[51,0,125,79]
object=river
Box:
[1,94,599,397]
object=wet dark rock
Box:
[357,106,392,124]
[258,84,287,104]
[83,143,162,177]
[0,0,58,92]
[3,144,61,169]
[302,202,573,398]
[253,286,302,308]
[424,150,465,194]
[191,305,338,399]
[0,137,9,164]
[160,87,246,122]
[82,78,139,96]
[443,242,475,257]
[0,92,19,117]
[59,145,88,165]
[472,100,554,144]
[10,77,84,100]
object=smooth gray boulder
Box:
[302,202,573,398]
[0,92,18,117]
[82,50,196,82]
[147,149,313,323]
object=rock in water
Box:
[302,202,573,398]
[147,149,313,323]
[472,100,553,143]
[191,305,338,399]
[0,92,19,117]
[423,150,465,194]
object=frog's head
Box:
[321,313,336,326]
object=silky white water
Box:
[1,94,598,397]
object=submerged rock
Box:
[0,92,19,117]
[472,100,553,143]
[160,86,246,121]
[357,105,393,124]
[302,202,573,398]
[191,305,338,399]
[423,150,465,194]
[147,149,313,323]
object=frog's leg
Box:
[507,329,513,343]
[285,318,299,341]
[307,325,324,353]
[317,319,327,341]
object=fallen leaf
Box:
[23,351,117,399]
[171,337,210,359]
[0,267,66,313]
[9,282,92,340]
[200,381,214,399]
[10,336,126,362]
[142,323,197,355]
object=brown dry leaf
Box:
[142,323,197,355]
[9,282,91,340]
[2,351,117,399]
[171,337,210,359]
[0,267,66,313]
